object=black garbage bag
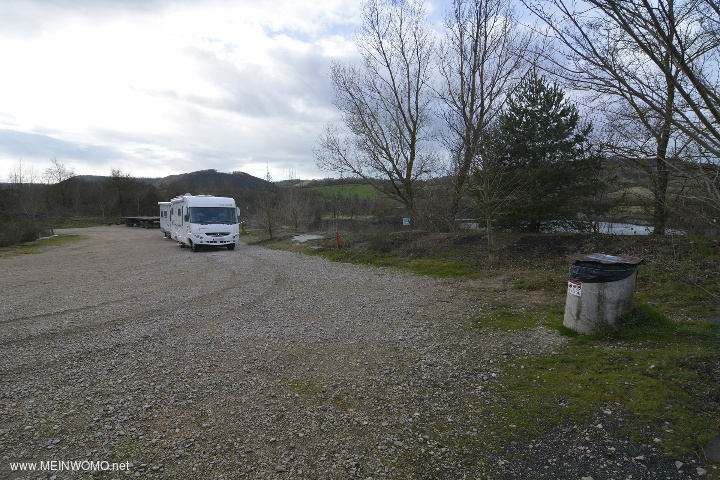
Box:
[566,253,643,284]
[568,261,638,283]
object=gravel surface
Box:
[0,226,717,479]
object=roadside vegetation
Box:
[253,229,720,459]
[0,217,48,248]
[0,233,86,258]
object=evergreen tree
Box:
[494,70,607,232]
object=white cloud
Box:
[0,0,364,181]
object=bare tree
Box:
[257,167,279,240]
[315,0,437,221]
[106,169,135,217]
[609,0,720,158]
[437,0,536,226]
[468,127,528,265]
[9,159,44,221]
[43,157,75,208]
[522,0,720,232]
[676,149,720,229]
[9,159,34,185]
[68,177,83,215]
[526,0,720,153]
[279,170,313,232]
[96,181,112,222]
[697,158,720,214]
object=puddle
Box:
[292,234,324,243]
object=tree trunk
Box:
[653,157,670,235]
[653,50,677,235]
[486,215,494,267]
[449,148,475,228]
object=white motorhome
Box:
[158,201,172,237]
[162,194,240,251]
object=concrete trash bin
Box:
[563,253,643,334]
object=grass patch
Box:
[592,303,674,341]
[483,304,720,456]
[52,216,112,228]
[0,234,87,258]
[248,232,493,278]
[510,269,567,294]
[308,183,378,199]
[637,266,718,317]
[633,236,720,318]
[474,302,565,331]
[310,247,489,278]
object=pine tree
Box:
[494,70,607,232]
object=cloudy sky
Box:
[0,0,446,182]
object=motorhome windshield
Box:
[188,207,237,224]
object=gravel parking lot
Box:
[0,226,715,479]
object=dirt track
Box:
[1,226,711,479]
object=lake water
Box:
[458,221,684,235]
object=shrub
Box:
[0,219,48,247]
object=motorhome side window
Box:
[184,208,189,222]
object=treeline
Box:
[0,161,407,246]
[314,0,720,240]
[1,152,717,248]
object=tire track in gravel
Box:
[0,230,243,373]
[0,226,487,479]
[0,234,321,379]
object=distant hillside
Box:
[74,175,159,185]
[154,169,269,191]
[74,169,269,191]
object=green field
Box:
[307,183,378,199]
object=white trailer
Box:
[161,194,240,251]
